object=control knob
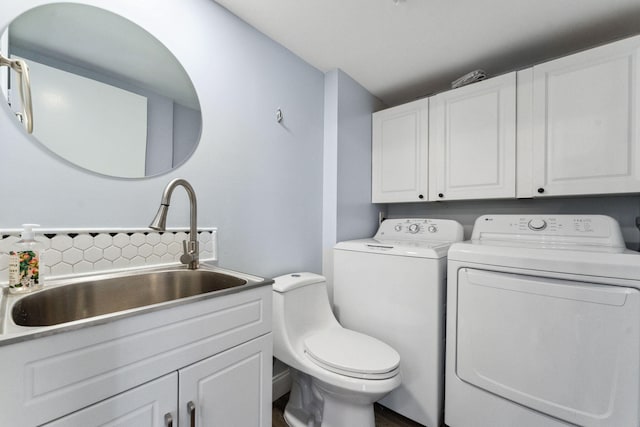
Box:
[394,224,402,232]
[428,225,438,233]
[527,219,547,231]
[408,224,420,234]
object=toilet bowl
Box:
[272,272,401,427]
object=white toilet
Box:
[272,272,401,427]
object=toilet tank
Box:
[272,273,340,349]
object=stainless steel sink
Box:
[11,268,247,327]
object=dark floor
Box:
[272,394,423,426]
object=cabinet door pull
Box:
[438,193,444,198]
[537,187,545,194]
[188,401,196,427]
[418,194,424,199]
[164,413,173,427]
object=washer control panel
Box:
[375,218,463,242]
[471,215,625,248]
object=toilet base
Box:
[283,368,380,427]
[283,369,322,426]
[317,392,375,427]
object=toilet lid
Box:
[304,329,400,380]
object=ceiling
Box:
[214,0,640,107]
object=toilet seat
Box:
[304,329,400,380]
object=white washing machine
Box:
[445,214,640,427]
[333,218,464,427]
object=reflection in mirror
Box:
[0,52,32,133]
[2,3,202,178]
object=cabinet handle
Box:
[188,401,196,427]
[164,413,173,427]
[537,187,545,194]
[438,193,444,198]
[418,194,424,199]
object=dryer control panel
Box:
[471,215,626,249]
[375,218,464,242]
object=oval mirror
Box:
[1,3,202,178]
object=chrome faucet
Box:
[149,178,199,269]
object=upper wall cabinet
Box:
[374,34,640,203]
[372,98,429,203]
[429,72,516,201]
[520,35,640,197]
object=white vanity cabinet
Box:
[0,284,272,427]
[520,35,640,198]
[43,333,272,427]
[371,98,429,203]
[429,72,516,201]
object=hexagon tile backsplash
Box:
[0,227,217,285]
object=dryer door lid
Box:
[304,328,400,379]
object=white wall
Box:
[0,0,325,278]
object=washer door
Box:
[456,268,640,427]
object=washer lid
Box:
[334,238,451,258]
[304,329,400,379]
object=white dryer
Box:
[333,218,463,426]
[445,214,640,427]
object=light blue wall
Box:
[323,69,382,248]
[335,70,384,242]
[322,69,382,299]
[145,96,174,176]
[0,0,325,278]
[172,103,200,168]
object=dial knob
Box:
[528,219,547,231]
[394,224,402,232]
[428,225,438,233]
[408,224,420,234]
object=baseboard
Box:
[272,367,291,402]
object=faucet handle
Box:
[182,239,199,254]
[180,239,200,269]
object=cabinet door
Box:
[371,98,429,203]
[179,333,272,427]
[429,72,516,201]
[43,373,177,427]
[531,35,640,197]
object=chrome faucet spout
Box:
[149,178,199,269]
